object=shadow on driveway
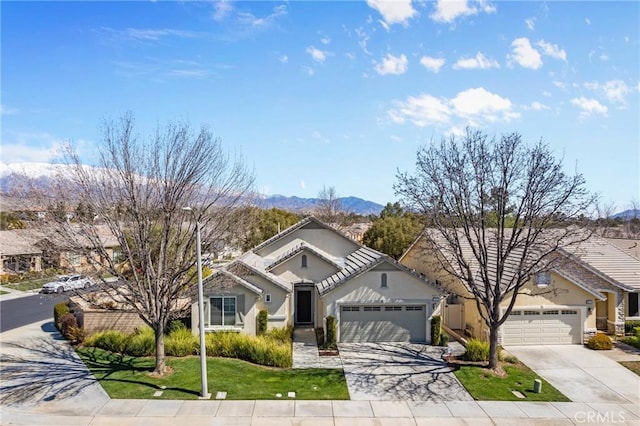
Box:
[338,343,473,401]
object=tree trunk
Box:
[488,325,500,370]
[154,326,166,375]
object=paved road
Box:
[0,293,67,332]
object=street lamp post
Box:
[183,207,210,399]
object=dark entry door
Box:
[296,290,312,324]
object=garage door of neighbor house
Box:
[502,308,582,345]
[340,305,426,343]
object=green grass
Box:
[0,290,9,295]
[620,361,640,376]
[3,277,51,292]
[77,347,349,400]
[620,336,640,350]
[453,363,570,401]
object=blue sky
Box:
[2,1,639,209]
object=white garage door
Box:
[340,305,427,343]
[502,308,582,345]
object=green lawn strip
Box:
[77,347,349,400]
[3,277,51,292]
[619,361,640,376]
[620,337,640,350]
[453,363,570,402]
[0,290,9,295]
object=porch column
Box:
[607,290,625,336]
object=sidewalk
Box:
[0,285,35,301]
[1,321,639,425]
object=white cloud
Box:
[552,80,566,90]
[320,36,331,45]
[419,56,446,73]
[237,4,287,28]
[525,17,536,30]
[375,53,408,75]
[101,27,202,42]
[388,87,518,128]
[430,0,496,24]
[301,66,315,76]
[366,0,417,26]
[528,101,550,111]
[306,46,329,63]
[571,97,608,117]
[585,18,591,25]
[585,80,631,105]
[537,40,567,61]
[507,37,542,69]
[311,131,329,143]
[452,52,499,70]
[0,104,19,115]
[213,0,233,21]
[300,180,306,190]
[0,132,68,163]
[279,55,288,64]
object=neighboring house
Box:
[401,230,640,346]
[191,216,443,343]
[0,226,120,276]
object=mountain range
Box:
[0,162,385,216]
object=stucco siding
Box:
[256,227,358,259]
[270,252,338,283]
[193,283,260,336]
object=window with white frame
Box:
[210,296,237,326]
[67,252,82,267]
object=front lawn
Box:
[3,277,51,292]
[453,362,570,402]
[0,289,9,295]
[77,347,349,400]
[620,361,640,376]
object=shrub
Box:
[635,327,640,339]
[84,330,128,353]
[621,336,640,350]
[431,315,441,346]
[503,354,519,364]
[126,327,155,356]
[315,327,325,347]
[166,319,187,335]
[165,328,197,357]
[263,326,293,344]
[60,313,80,342]
[625,320,640,335]
[204,331,292,367]
[440,333,449,347]
[326,316,336,349]
[54,301,70,331]
[257,309,268,335]
[464,338,489,361]
[587,333,613,350]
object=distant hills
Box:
[0,162,385,216]
[610,209,640,220]
[255,194,384,216]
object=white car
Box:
[41,275,94,294]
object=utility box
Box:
[533,379,542,393]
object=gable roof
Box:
[203,269,263,295]
[227,258,292,293]
[265,242,342,272]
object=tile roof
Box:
[265,242,342,272]
[315,246,383,294]
[203,269,263,295]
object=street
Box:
[0,293,67,333]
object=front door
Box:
[296,289,312,324]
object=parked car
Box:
[41,275,94,294]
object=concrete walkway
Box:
[0,285,34,301]
[292,327,342,369]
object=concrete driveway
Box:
[506,345,640,404]
[338,342,473,401]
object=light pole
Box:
[182,207,210,399]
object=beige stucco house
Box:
[400,231,640,346]
[191,216,443,343]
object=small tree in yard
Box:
[39,112,254,375]
[395,129,594,371]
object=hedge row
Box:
[83,326,293,367]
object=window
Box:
[364,306,381,311]
[405,306,423,311]
[112,249,124,263]
[68,253,82,267]
[385,306,401,311]
[510,311,522,316]
[265,293,272,303]
[342,306,360,312]
[561,310,578,315]
[534,272,551,287]
[523,310,540,316]
[301,254,307,268]
[543,310,559,315]
[629,293,639,317]
[381,273,388,288]
[210,296,236,326]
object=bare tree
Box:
[396,129,594,370]
[315,185,355,229]
[39,112,254,375]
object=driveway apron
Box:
[338,342,473,401]
[506,345,640,404]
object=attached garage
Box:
[502,307,582,345]
[340,304,427,343]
